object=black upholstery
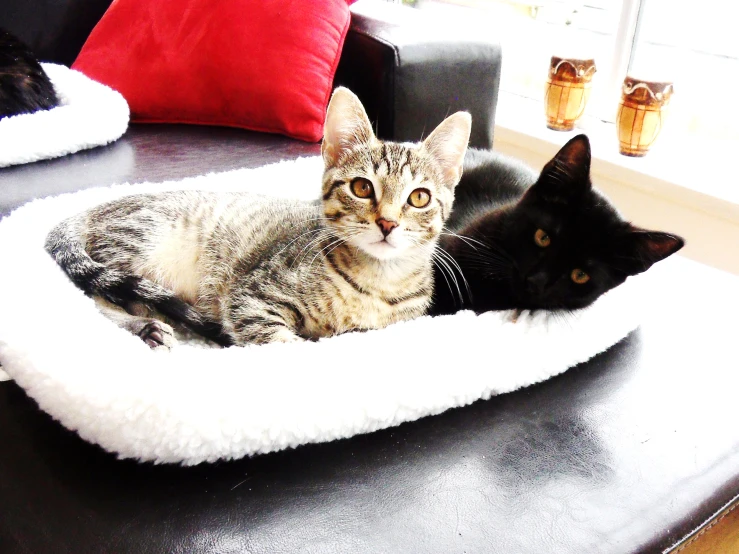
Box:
[335,2,501,149]
[0,125,320,218]
[1,0,113,66]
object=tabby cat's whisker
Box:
[430,256,456,307]
[307,230,362,270]
[275,226,332,258]
[319,232,362,267]
[403,236,452,300]
[432,251,463,306]
[307,236,346,269]
[291,229,339,268]
[434,247,472,300]
[441,228,487,250]
[300,216,335,223]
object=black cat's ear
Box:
[531,134,592,203]
[322,87,377,168]
[610,228,685,275]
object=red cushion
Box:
[72,0,352,142]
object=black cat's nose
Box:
[376,218,398,237]
[525,271,548,293]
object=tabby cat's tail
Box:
[44,216,233,347]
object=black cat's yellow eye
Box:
[571,269,590,284]
[408,188,431,208]
[350,178,374,199]
[534,229,551,248]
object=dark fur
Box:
[0,28,59,118]
[431,134,685,315]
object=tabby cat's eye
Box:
[350,178,374,199]
[534,229,551,248]
[408,188,431,208]
[571,269,590,284]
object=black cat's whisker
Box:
[457,247,511,265]
[488,242,516,263]
[453,251,509,272]
[456,249,513,275]
[546,309,577,332]
[457,233,516,264]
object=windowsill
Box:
[494,92,739,222]
[493,92,739,275]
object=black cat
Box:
[0,28,59,118]
[431,134,685,315]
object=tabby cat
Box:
[430,134,684,315]
[46,87,471,348]
[0,28,59,118]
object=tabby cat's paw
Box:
[138,321,176,351]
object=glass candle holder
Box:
[544,56,597,131]
[616,77,674,157]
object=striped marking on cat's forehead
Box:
[372,144,419,178]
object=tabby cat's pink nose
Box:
[376,218,398,237]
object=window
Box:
[404,0,739,145]
[630,0,739,142]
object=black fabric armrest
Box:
[334,1,502,149]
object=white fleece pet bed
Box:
[0,156,647,465]
[0,63,129,168]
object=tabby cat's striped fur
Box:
[45,88,471,348]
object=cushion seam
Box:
[672,500,739,553]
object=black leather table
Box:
[1,125,738,554]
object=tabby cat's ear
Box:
[610,228,685,275]
[322,87,376,168]
[422,112,472,189]
[533,134,592,202]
